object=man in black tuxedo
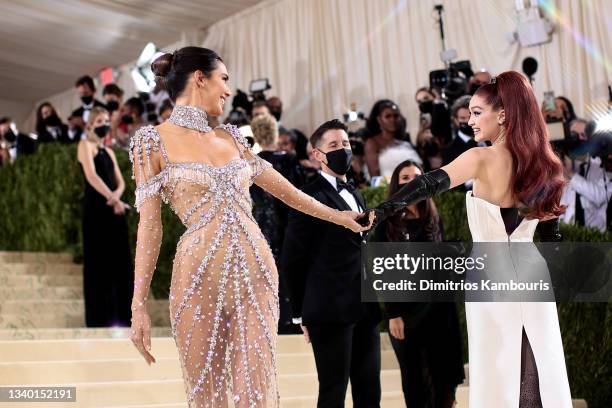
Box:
[68,75,106,141]
[442,95,487,191]
[281,119,381,408]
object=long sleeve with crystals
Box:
[220,123,350,227]
[128,128,165,310]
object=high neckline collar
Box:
[168,104,212,133]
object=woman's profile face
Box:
[198,61,232,116]
[468,94,503,143]
[398,164,422,185]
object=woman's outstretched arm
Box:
[368,147,485,223]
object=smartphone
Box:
[543,91,556,111]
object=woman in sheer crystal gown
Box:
[127,47,372,408]
[366,71,572,407]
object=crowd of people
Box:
[0,58,610,406]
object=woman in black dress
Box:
[76,107,133,327]
[372,159,465,408]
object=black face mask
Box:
[418,100,433,114]
[121,114,134,125]
[80,95,94,105]
[270,108,282,121]
[3,130,16,142]
[458,122,474,137]
[106,101,119,112]
[44,115,62,127]
[93,125,110,139]
[321,148,353,176]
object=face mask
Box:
[418,100,433,114]
[93,124,110,139]
[458,122,474,137]
[106,100,119,112]
[81,95,94,105]
[321,148,353,175]
[121,114,134,125]
[44,115,61,127]
[270,108,282,121]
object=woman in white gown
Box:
[367,71,572,407]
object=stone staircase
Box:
[0,251,588,407]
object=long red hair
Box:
[475,71,566,219]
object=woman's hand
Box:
[130,308,156,365]
[389,317,405,340]
[341,210,376,233]
[113,200,127,215]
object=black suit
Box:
[281,173,381,408]
[442,132,478,192]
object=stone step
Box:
[0,335,395,362]
[0,286,84,300]
[96,391,408,408]
[1,371,403,406]
[0,251,73,264]
[0,351,400,384]
[0,327,172,341]
[0,273,82,287]
[0,299,169,317]
[0,262,82,276]
[0,301,170,329]
[0,313,85,329]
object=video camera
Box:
[429,60,473,105]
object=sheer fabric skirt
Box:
[169,214,280,408]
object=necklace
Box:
[168,104,212,133]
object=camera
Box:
[429,60,472,105]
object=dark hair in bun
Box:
[151,47,223,101]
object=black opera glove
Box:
[359,168,451,227]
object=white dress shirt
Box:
[320,171,362,212]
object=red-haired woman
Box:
[367,71,571,407]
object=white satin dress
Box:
[464,190,572,407]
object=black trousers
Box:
[307,317,381,408]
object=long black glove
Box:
[359,168,451,228]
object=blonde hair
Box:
[250,113,278,148]
[86,106,109,142]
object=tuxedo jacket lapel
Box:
[319,176,352,211]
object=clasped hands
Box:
[106,190,130,215]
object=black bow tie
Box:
[336,178,355,193]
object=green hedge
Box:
[0,144,610,407]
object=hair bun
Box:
[151,52,174,78]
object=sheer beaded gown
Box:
[129,105,348,407]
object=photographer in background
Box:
[415,87,452,147]
[251,100,270,117]
[442,95,487,190]
[560,118,612,232]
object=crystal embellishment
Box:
[168,104,212,133]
